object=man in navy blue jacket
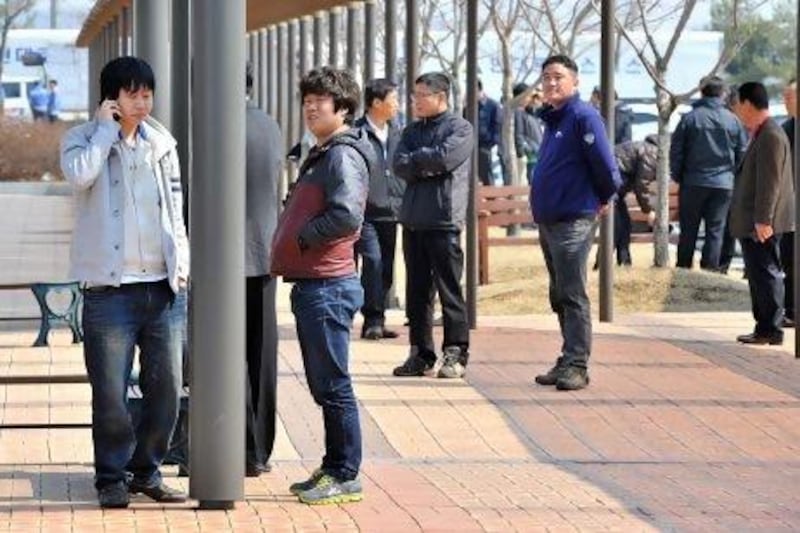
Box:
[530,55,621,391]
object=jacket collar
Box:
[540,92,581,126]
[691,96,723,110]
[103,116,176,160]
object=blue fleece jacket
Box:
[530,93,621,224]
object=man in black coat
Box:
[244,64,283,476]
[355,79,405,340]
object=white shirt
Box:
[366,115,389,147]
[118,132,168,283]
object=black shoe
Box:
[381,328,399,339]
[782,317,796,328]
[128,481,187,503]
[535,358,566,386]
[361,326,383,340]
[736,332,783,345]
[246,461,272,477]
[98,481,129,509]
[555,366,590,391]
[393,348,435,377]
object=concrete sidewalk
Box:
[1,307,799,532]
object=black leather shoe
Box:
[736,332,783,345]
[246,461,271,477]
[98,481,129,509]
[782,317,796,328]
[129,481,187,503]
[381,328,399,339]
[361,326,383,340]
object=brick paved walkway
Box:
[1,308,800,532]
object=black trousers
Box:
[245,275,278,466]
[403,229,469,362]
[741,237,784,338]
[780,231,795,320]
[478,146,494,186]
[677,185,732,270]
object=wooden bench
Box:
[477,184,681,284]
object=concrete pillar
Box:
[288,20,299,153]
[190,0,246,509]
[329,8,341,67]
[385,0,396,82]
[258,29,267,110]
[121,6,130,55]
[363,0,376,83]
[248,33,259,103]
[299,17,311,76]
[135,0,171,127]
[268,26,278,117]
[110,17,119,59]
[313,12,324,67]
[346,3,358,72]
[172,0,191,224]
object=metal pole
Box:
[121,6,130,56]
[405,0,419,126]
[465,0,478,329]
[794,2,800,358]
[300,17,310,77]
[172,0,191,225]
[135,0,172,128]
[598,0,615,322]
[190,0,246,508]
[110,17,119,59]
[258,29,267,110]
[329,8,341,67]
[385,0,397,82]
[364,0,375,83]
[268,26,278,117]
[347,3,358,72]
[313,12,324,67]
[248,33,259,103]
[288,20,299,155]
[278,23,288,146]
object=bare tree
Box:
[606,0,762,266]
[0,0,36,115]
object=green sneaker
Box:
[297,474,363,505]
[289,468,325,495]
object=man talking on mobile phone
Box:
[60,56,189,509]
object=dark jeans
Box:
[539,218,598,368]
[677,185,732,270]
[741,236,784,338]
[355,220,397,330]
[403,229,470,362]
[478,146,494,186]
[82,280,185,490]
[245,275,278,467]
[593,196,632,267]
[780,232,795,320]
[290,275,363,481]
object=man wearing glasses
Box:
[391,72,474,379]
[531,55,621,391]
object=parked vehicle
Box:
[0,75,40,119]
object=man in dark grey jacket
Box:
[245,64,283,476]
[392,72,474,379]
[730,82,795,345]
[671,76,748,271]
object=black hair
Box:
[49,79,58,86]
[738,82,769,110]
[700,75,725,98]
[246,62,254,95]
[99,56,155,102]
[542,54,578,73]
[299,66,361,117]
[415,72,451,98]
[364,78,397,108]
[512,82,529,97]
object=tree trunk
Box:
[653,86,677,267]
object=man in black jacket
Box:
[355,79,404,340]
[392,72,474,379]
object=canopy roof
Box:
[76,0,355,46]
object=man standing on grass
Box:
[530,55,621,391]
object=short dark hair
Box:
[700,75,725,98]
[512,82,529,97]
[246,62,254,95]
[542,54,578,74]
[738,81,769,110]
[49,79,58,86]
[99,56,155,102]
[364,78,397,108]
[416,72,451,98]
[300,67,361,117]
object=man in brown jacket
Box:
[730,81,795,345]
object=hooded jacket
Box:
[669,96,748,189]
[530,94,621,224]
[354,115,405,222]
[60,117,189,293]
[270,127,376,279]
[393,110,474,231]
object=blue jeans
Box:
[290,275,363,481]
[82,280,185,490]
[539,218,598,368]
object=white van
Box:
[1,75,41,120]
